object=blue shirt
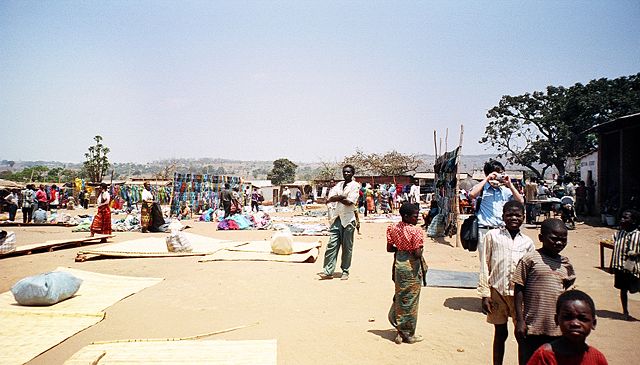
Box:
[476,183,513,228]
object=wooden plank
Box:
[0,235,114,258]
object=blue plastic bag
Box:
[11,271,83,306]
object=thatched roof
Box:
[0,179,24,190]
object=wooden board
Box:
[0,234,114,258]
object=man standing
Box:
[409,180,421,209]
[469,160,524,257]
[524,177,538,224]
[221,183,232,218]
[318,164,360,280]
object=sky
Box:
[1,1,638,164]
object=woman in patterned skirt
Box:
[387,202,427,344]
[90,183,112,241]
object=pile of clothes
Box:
[216,211,272,230]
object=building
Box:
[588,113,640,214]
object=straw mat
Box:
[77,232,240,258]
[0,267,162,365]
[64,339,277,364]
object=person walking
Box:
[90,183,112,241]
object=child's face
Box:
[539,226,568,255]
[620,212,637,231]
[503,207,524,231]
[402,211,420,225]
[555,300,596,344]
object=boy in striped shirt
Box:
[514,218,575,365]
[478,201,535,365]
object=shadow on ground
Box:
[596,309,638,321]
[428,236,455,247]
[368,328,398,343]
[443,296,483,313]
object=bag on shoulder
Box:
[460,215,479,252]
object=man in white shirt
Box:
[409,181,421,208]
[318,164,360,280]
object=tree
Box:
[481,73,640,178]
[342,149,422,176]
[83,135,111,182]
[267,158,297,185]
[155,162,177,180]
[314,161,340,180]
[10,165,49,182]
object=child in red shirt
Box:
[527,290,608,365]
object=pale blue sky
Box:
[1,1,638,163]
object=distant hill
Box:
[0,154,556,181]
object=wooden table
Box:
[599,240,614,269]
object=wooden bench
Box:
[599,240,614,269]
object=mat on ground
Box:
[64,339,277,364]
[200,240,321,263]
[0,267,162,365]
[425,269,479,288]
[77,232,241,258]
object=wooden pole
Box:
[433,131,438,158]
[445,128,449,154]
[455,124,465,248]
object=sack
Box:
[258,194,264,202]
[270,231,294,255]
[460,215,479,251]
[165,232,192,253]
[11,271,82,306]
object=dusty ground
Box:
[0,207,637,365]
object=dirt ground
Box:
[0,207,637,365]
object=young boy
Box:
[527,290,608,364]
[513,218,576,365]
[478,201,535,365]
[610,209,640,320]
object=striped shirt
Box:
[610,228,640,278]
[512,249,576,336]
[477,228,535,297]
[387,222,424,251]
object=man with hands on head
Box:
[469,160,524,257]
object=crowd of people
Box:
[2,161,637,364]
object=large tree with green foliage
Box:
[480,73,640,178]
[267,158,297,185]
[343,149,422,176]
[83,135,111,182]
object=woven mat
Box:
[425,269,479,288]
[227,240,321,253]
[0,267,162,365]
[78,233,241,258]
[200,247,319,263]
[64,339,277,364]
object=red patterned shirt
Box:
[387,222,424,252]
